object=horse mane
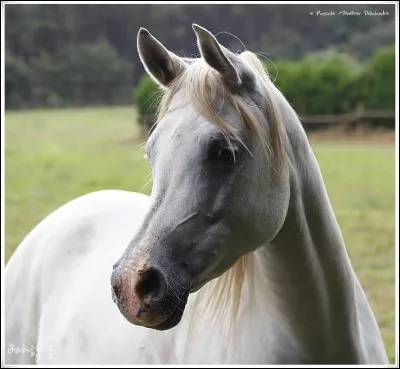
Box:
[151,50,288,332]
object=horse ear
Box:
[137,28,186,87]
[192,24,241,85]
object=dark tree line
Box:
[5,3,396,109]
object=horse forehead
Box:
[150,107,213,149]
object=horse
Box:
[4,24,389,365]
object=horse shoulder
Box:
[4,190,151,365]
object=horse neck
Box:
[258,110,365,363]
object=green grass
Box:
[312,143,396,363]
[4,107,396,363]
[5,106,152,261]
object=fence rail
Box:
[299,108,395,130]
[139,108,396,133]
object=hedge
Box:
[134,46,395,129]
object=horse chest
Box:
[36,301,298,365]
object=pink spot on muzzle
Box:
[111,266,169,327]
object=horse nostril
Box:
[135,267,166,302]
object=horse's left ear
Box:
[192,24,241,86]
[137,28,186,88]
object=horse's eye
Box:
[208,140,236,166]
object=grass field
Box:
[4,106,396,363]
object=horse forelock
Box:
[155,51,286,173]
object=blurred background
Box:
[4,3,396,363]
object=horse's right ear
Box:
[137,28,186,88]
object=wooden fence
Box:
[300,107,395,131]
[139,107,396,133]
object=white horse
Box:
[4,24,389,365]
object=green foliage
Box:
[5,49,34,108]
[5,40,133,109]
[29,50,64,107]
[273,55,362,115]
[5,3,395,110]
[360,46,395,110]
[270,47,394,116]
[134,76,161,120]
[134,46,394,127]
[58,40,134,105]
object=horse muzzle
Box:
[110,264,190,330]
